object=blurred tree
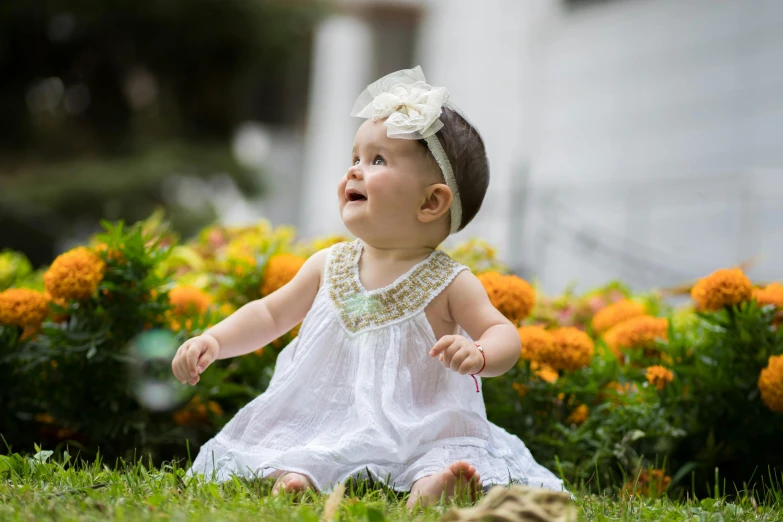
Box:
[0,0,326,264]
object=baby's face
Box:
[338,119,437,241]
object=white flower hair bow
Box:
[350,66,463,234]
[350,65,449,139]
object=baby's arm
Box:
[429,270,521,378]
[171,248,328,385]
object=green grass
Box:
[2,450,783,521]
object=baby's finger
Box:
[442,341,463,367]
[196,342,218,374]
[186,341,203,378]
[172,341,192,383]
[429,335,455,357]
[450,350,469,373]
[457,355,478,375]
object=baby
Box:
[172,66,564,508]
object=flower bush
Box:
[1,214,781,499]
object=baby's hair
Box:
[419,106,490,232]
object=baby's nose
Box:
[347,164,364,179]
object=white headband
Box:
[350,66,462,234]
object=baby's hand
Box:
[429,335,483,375]
[171,334,220,386]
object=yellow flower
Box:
[44,247,106,301]
[478,272,535,323]
[512,382,529,397]
[691,268,752,311]
[622,469,671,497]
[754,283,783,309]
[646,365,674,390]
[169,286,212,316]
[518,326,554,363]
[548,327,595,371]
[591,300,646,334]
[261,254,306,296]
[0,288,50,340]
[566,404,589,426]
[603,316,668,359]
[758,355,783,413]
[530,361,559,383]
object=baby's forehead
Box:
[353,119,421,155]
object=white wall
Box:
[524,0,783,292]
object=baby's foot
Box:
[407,460,482,509]
[271,471,312,497]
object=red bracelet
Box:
[469,343,485,393]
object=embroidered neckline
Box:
[327,240,465,333]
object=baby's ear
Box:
[418,183,453,224]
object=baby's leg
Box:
[406,461,482,509]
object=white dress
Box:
[187,239,564,493]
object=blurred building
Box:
[259,0,783,293]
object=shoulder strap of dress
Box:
[323,240,359,289]
[390,250,469,313]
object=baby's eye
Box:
[351,157,359,166]
[373,155,386,166]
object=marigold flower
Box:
[601,381,640,405]
[43,247,105,301]
[173,396,223,426]
[530,361,559,383]
[169,286,212,316]
[512,382,529,397]
[547,327,595,371]
[758,355,783,413]
[622,469,671,497]
[646,365,674,390]
[566,404,589,426]
[603,316,668,359]
[518,325,554,363]
[478,272,536,323]
[0,288,50,340]
[261,254,306,296]
[691,268,752,311]
[591,300,646,334]
[754,283,783,309]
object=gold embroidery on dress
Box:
[327,241,465,333]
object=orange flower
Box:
[512,382,529,397]
[603,316,668,359]
[754,283,783,309]
[646,365,674,390]
[0,288,50,340]
[93,242,125,263]
[44,247,106,301]
[172,396,223,426]
[691,268,752,311]
[591,300,645,334]
[622,469,671,497]
[518,326,554,363]
[758,355,783,413]
[566,404,589,426]
[261,254,306,296]
[530,361,559,383]
[169,286,212,316]
[478,272,536,323]
[548,327,594,371]
[602,381,640,405]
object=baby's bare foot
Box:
[271,471,312,497]
[407,461,482,509]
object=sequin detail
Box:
[327,240,466,333]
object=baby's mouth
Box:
[346,189,367,202]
